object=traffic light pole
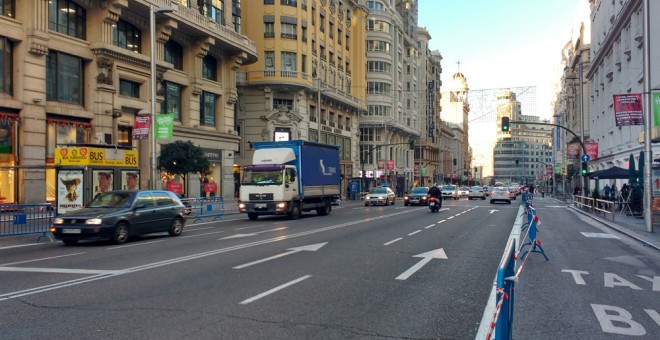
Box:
[508,120,588,196]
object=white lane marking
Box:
[220,227,288,240]
[180,230,226,239]
[0,243,45,251]
[0,266,124,275]
[185,226,216,232]
[395,248,448,280]
[0,208,417,302]
[384,238,403,246]
[235,224,266,230]
[581,232,620,239]
[424,224,435,229]
[106,239,165,250]
[447,216,454,219]
[437,220,446,223]
[408,230,422,236]
[233,243,328,269]
[240,275,312,305]
[0,252,86,266]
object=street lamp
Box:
[149,5,174,189]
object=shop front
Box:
[0,112,19,204]
[54,146,138,214]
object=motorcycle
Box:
[428,196,441,212]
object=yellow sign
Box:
[55,147,138,168]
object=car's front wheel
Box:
[112,223,129,244]
[168,217,184,236]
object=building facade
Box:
[440,72,470,184]
[0,0,257,204]
[236,0,368,197]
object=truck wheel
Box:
[247,213,259,220]
[317,201,331,216]
[288,203,301,220]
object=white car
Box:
[459,187,470,198]
[441,185,459,200]
[468,186,486,200]
[364,187,396,206]
[490,187,511,204]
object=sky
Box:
[418,0,590,119]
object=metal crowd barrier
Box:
[0,203,55,241]
[181,197,225,224]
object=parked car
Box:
[441,185,459,200]
[364,187,396,206]
[404,186,430,206]
[459,187,470,198]
[490,187,512,204]
[468,186,487,200]
[50,190,186,245]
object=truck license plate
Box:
[255,203,267,209]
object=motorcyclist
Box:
[428,183,441,199]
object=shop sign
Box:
[55,147,139,167]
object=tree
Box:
[158,140,210,179]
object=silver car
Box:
[468,186,486,200]
[490,187,511,204]
[364,187,396,206]
[441,185,459,200]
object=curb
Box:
[568,205,660,251]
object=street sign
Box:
[581,154,590,162]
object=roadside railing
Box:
[573,195,615,221]
[0,203,55,241]
[180,196,225,224]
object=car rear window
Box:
[411,188,427,194]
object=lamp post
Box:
[149,5,174,189]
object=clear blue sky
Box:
[418,0,588,117]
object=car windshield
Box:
[444,185,456,190]
[471,186,482,190]
[411,187,428,194]
[372,188,388,194]
[87,192,133,208]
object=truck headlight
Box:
[85,218,103,225]
[238,203,246,209]
[53,218,64,224]
[276,202,287,209]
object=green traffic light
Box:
[501,117,510,132]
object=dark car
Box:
[404,186,430,206]
[50,190,186,245]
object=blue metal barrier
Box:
[492,237,516,340]
[0,204,55,241]
[519,206,549,261]
[183,197,224,223]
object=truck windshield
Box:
[242,170,284,185]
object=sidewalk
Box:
[562,198,660,251]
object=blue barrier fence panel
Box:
[495,238,516,340]
[1,204,55,240]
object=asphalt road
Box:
[0,198,519,339]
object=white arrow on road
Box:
[233,242,328,269]
[489,210,499,214]
[395,248,448,280]
[220,227,287,240]
[439,208,450,212]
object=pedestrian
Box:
[603,183,611,200]
[541,187,545,198]
[610,183,617,201]
[621,183,629,202]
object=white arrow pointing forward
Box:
[220,227,287,240]
[233,242,328,269]
[395,248,448,280]
[489,210,499,214]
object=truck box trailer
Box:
[238,140,340,220]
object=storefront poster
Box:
[613,93,644,126]
[57,170,84,214]
[122,170,140,190]
[93,170,113,199]
[132,115,151,140]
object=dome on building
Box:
[451,72,468,90]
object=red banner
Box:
[204,183,217,193]
[613,93,644,126]
[167,181,183,194]
[132,115,151,140]
[585,141,598,160]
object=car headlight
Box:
[85,218,103,225]
[404,196,409,199]
[422,196,427,199]
[238,203,246,209]
[53,218,64,224]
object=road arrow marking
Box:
[395,248,448,280]
[439,208,450,212]
[233,242,328,269]
[220,227,287,240]
[489,210,499,214]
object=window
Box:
[367,61,391,74]
[0,37,11,95]
[367,40,390,52]
[162,82,182,121]
[164,40,183,70]
[281,22,297,39]
[202,55,217,81]
[48,0,86,39]
[113,20,141,53]
[200,91,216,126]
[0,0,14,17]
[198,0,224,24]
[231,0,241,32]
[273,98,293,111]
[281,0,296,6]
[46,51,83,104]
[119,79,140,98]
[281,52,296,77]
[367,82,391,95]
[117,125,133,147]
[264,51,275,76]
[264,21,274,38]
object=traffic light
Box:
[515,159,519,167]
[501,116,510,132]
[581,162,588,175]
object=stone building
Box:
[0,0,257,203]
